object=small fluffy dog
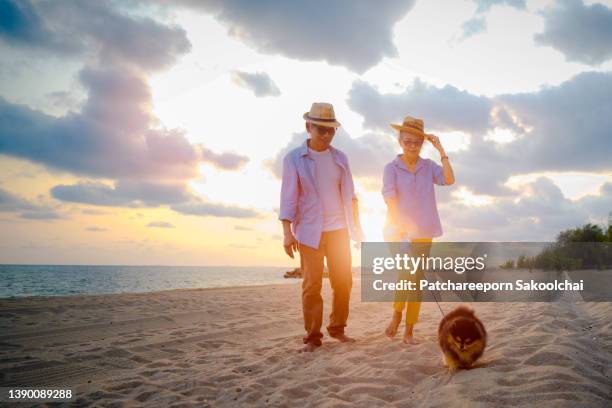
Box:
[438,306,487,372]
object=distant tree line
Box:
[501,223,612,271]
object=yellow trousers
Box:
[392,238,432,325]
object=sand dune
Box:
[1,279,611,407]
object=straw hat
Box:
[390,116,425,137]
[303,102,341,128]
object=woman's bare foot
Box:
[403,325,418,345]
[385,311,402,338]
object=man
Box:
[279,102,363,352]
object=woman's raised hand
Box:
[425,134,444,154]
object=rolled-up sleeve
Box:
[382,163,397,199]
[279,154,298,222]
[432,161,446,186]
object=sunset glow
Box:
[1,0,611,265]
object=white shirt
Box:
[308,147,347,231]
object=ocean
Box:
[0,264,296,298]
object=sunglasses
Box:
[312,124,336,135]
[400,138,423,146]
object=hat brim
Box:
[304,112,341,128]
[390,124,425,136]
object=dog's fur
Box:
[438,306,486,372]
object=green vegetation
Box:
[501,223,612,271]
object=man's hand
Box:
[283,232,299,258]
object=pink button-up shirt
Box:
[382,156,447,239]
[279,140,359,249]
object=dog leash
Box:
[423,268,445,317]
[432,290,445,317]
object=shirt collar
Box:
[393,155,424,172]
[300,139,337,158]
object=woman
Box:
[382,116,455,344]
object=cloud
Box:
[232,70,280,97]
[50,180,192,207]
[0,187,38,211]
[578,182,612,216]
[267,133,302,179]
[200,147,249,170]
[86,226,108,232]
[0,0,191,71]
[19,210,62,220]
[0,1,249,187]
[164,0,416,73]
[46,90,81,111]
[332,132,398,178]
[0,67,203,179]
[147,221,175,228]
[233,225,252,231]
[0,0,79,53]
[461,17,487,40]
[1,0,260,227]
[496,71,612,173]
[171,201,259,218]
[1,67,245,183]
[81,208,109,215]
[473,0,526,13]
[534,0,612,65]
[442,177,610,241]
[434,71,612,195]
[347,79,492,135]
[0,187,62,219]
[460,0,526,39]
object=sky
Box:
[1,0,611,266]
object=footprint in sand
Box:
[282,386,310,399]
[129,355,151,364]
[326,366,343,375]
[146,361,167,369]
[135,390,157,402]
[523,351,573,367]
[105,380,143,393]
[103,348,132,359]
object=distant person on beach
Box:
[382,116,455,344]
[279,102,364,352]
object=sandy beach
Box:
[1,278,611,407]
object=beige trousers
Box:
[299,228,352,345]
